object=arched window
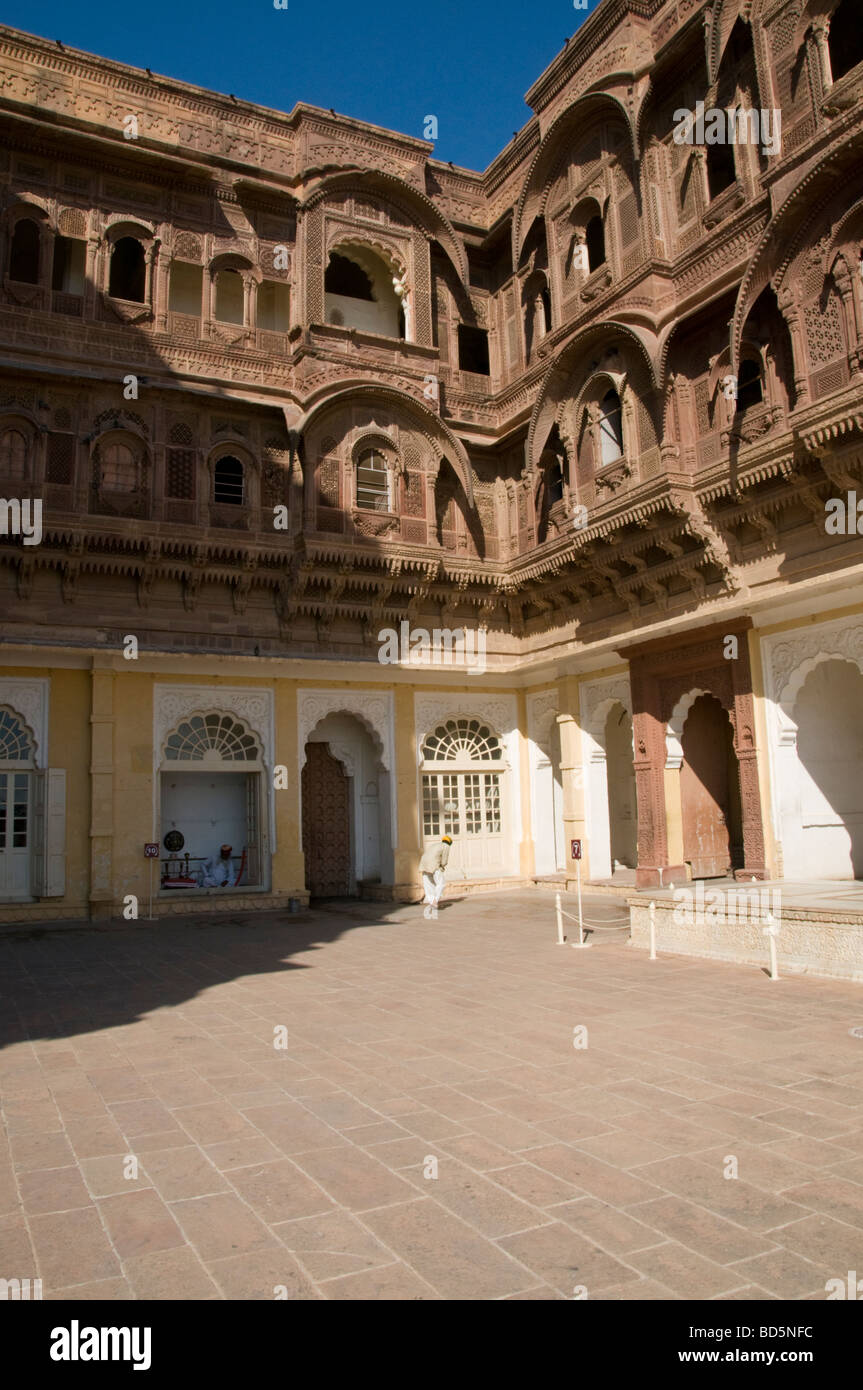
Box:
[164,712,260,762]
[214,269,244,325]
[829,0,863,83]
[599,389,624,464]
[736,358,763,412]
[356,450,390,511]
[707,142,736,200]
[324,249,404,338]
[99,441,138,492]
[109,237,146,302]
[586,216,605,273]
[546,457,564,505]
[325,253,374,301]
[0,707,34,763]
[420,719,504,855]
[0,429,28,480]
[213,455,245,506]
[9,219,40,283]
[422,720,502,762]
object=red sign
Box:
[144,843,159,858]
[571,839,582,860]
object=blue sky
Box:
[1,0,595,170]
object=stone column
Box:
[272,681,307,902]
[392,686,421,900]
[516,689,534,877]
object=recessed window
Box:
[706,142,736,200]
[258,280,290,331]
[214,455,244,505]
[325,253,374,301]
[169,261,203,315]
[599,389,624,465]
[356,450,390,511]
[540,286,552,333]
[829,0,863,83]
[547,458,564,505]
[52,236,86,294]
[736,358,763,412]
[109,237,146,302]
[9,219,40,284]
[214,269,244,325]
[0,429,27,480]
[457,324,490,375]
[586,216,605,272]
[100,442,138,493]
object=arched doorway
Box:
[420,717,507,878]
[794,660,863,879]
[606,706,637,869]
[301,711,391,897]
[302,743,351,897]
[680,694,743,879]
[0,706,35,898]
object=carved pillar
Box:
[832,256,863,375]
[777,285,810,406]
[812,20,832,91]
[731,640,768,880]
[144,239,159,314]
[155,248,171,332]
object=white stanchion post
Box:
[764,914,779,980]
[555,892,565,945]
[571,859,591,948]
[648,900,657,960]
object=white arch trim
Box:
[298,692,393,773]
[0,678,49,765]
[665,687,711,769]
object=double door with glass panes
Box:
[422,770,503,877]
[0,770,31,896]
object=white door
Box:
[422,770,504,877]
[0,770,31,897]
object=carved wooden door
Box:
[302,742,351,896]
[680,695,733,879]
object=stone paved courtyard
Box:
[2,889,863,1301]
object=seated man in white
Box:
[200,844,233,888]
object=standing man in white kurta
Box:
[420,835,452,918]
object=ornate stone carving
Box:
[0,677,49,764]
[298,690,393,772]
[154,685,274,767]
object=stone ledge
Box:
[629,897,863,984]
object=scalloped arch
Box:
[301,171,467,287]
[778,653,863,720]
[526,320,658,474]
[730,137,863,370]
[298,382,474,505]
[513,92,635,266]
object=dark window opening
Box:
[214,455,244,506]
[52,236,86,294]
[586,216,605,273]
[540,286,552,332]
[829,0,863,82]
[457,324,490,375]
[325,253,374,301]
[736,358,763,412]
[109,237,146,302]
[547,459,564,505]
[9,219,40,283]
[706,142,736,200]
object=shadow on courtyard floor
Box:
[0,899,413,1046]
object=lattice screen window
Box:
[164,713,260,761]
[166,449,196,499]
[421,720,502,762]
[0,708,33,763]
[46,432,75,484]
